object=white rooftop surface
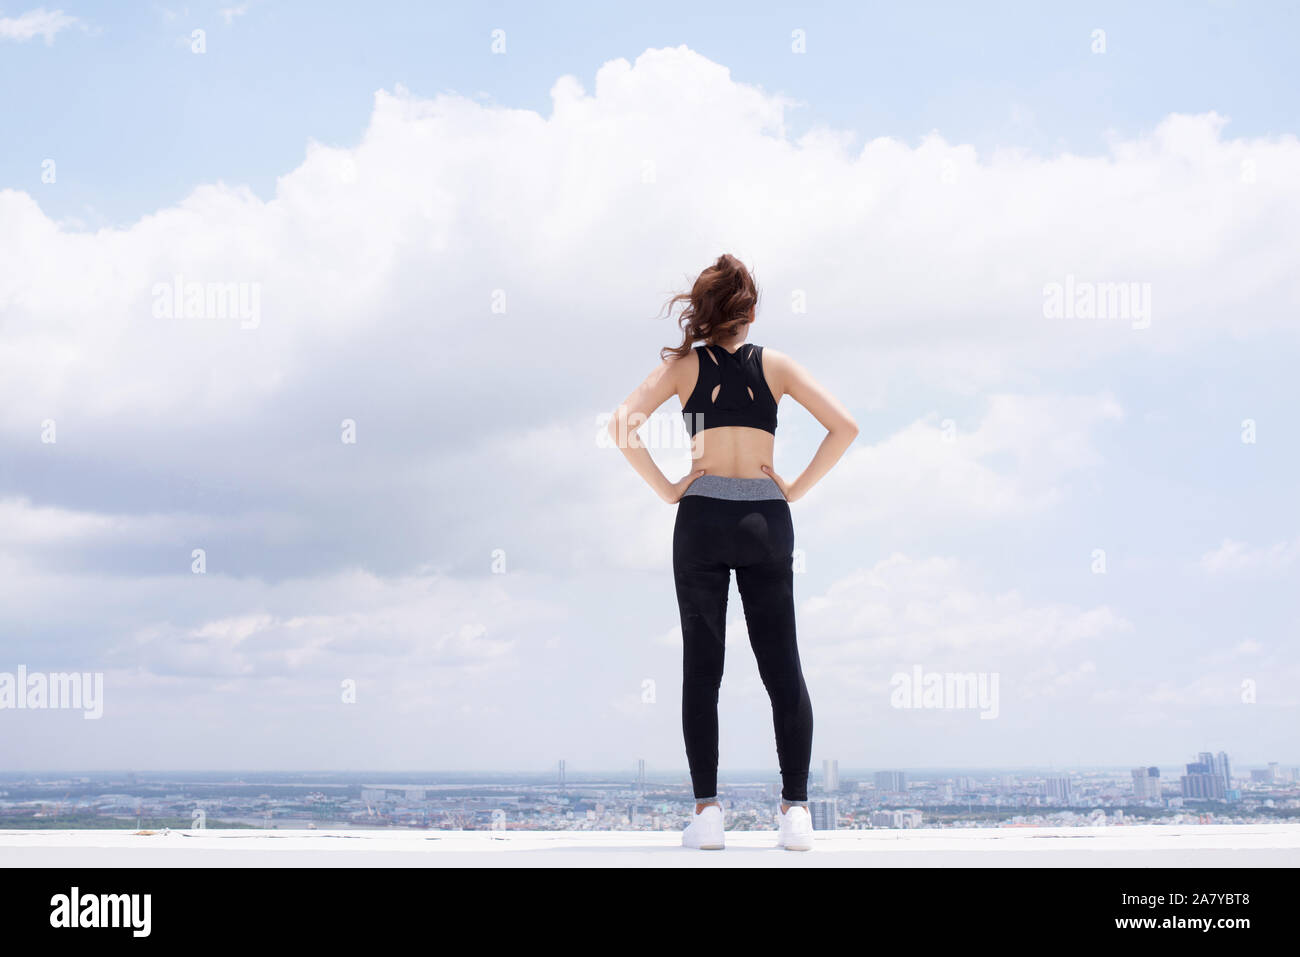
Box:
[4,824,1299,867]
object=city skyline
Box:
[4,747,1296,834]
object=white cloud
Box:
[0,553,558,682]
[0,7,81,44]
[801,552,1132,669]
[3,47,1298,443]
[119,586,520,680]
[1022,660,1098,698]
[219,4,249,25]
[0,495,299,550]
[1199,537,1300,575]
[800,392,1124,536]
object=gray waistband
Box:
[681,475,786,501]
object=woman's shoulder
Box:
[664,345,706,368]
[659,345,704,387]
[751,345,790,397]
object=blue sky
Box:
[1,2,1297,776]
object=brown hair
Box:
[658,254,759,361]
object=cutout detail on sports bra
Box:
[681,342,778,437]
[709,383,751,402]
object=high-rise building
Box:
[823,759,839,793]
[1216,752,1231,790]
[1198,751,1232,792]
[1044,774,1072,803]
[810,798,838,830]
[874,770,906,793]
[1130,767,1145,797]
[1131,766,1160,800]
[1182,759,1226,800]
[558,759,566,789]
[637,759,645,790]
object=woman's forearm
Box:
[787,426,858,501]
[608,415,674,500]
[620,442,674,500]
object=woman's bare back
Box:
[674,344,781,479]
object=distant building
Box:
[1044,775,1072,803]
[1182,760,1226,800]
[823,759,839,793]
[875,770,906,793]
[360,785,433,804]
[810,799,837,830]
[870,809,920,828]
[1198,751,1231,792]
[558,760,566,789]
[636,759,645,790]
[1131,766,1160,800]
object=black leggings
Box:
[672,478,813,803]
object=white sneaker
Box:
[776,804,814,851]
[682,803,725,850]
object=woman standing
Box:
[607,254,859,851]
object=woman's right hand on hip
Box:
[662,469,706,504]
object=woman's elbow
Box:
[608,408,639,448]
[839,417,859,441]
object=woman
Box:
[606,254,858,851]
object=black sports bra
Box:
[681,343,779,437]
